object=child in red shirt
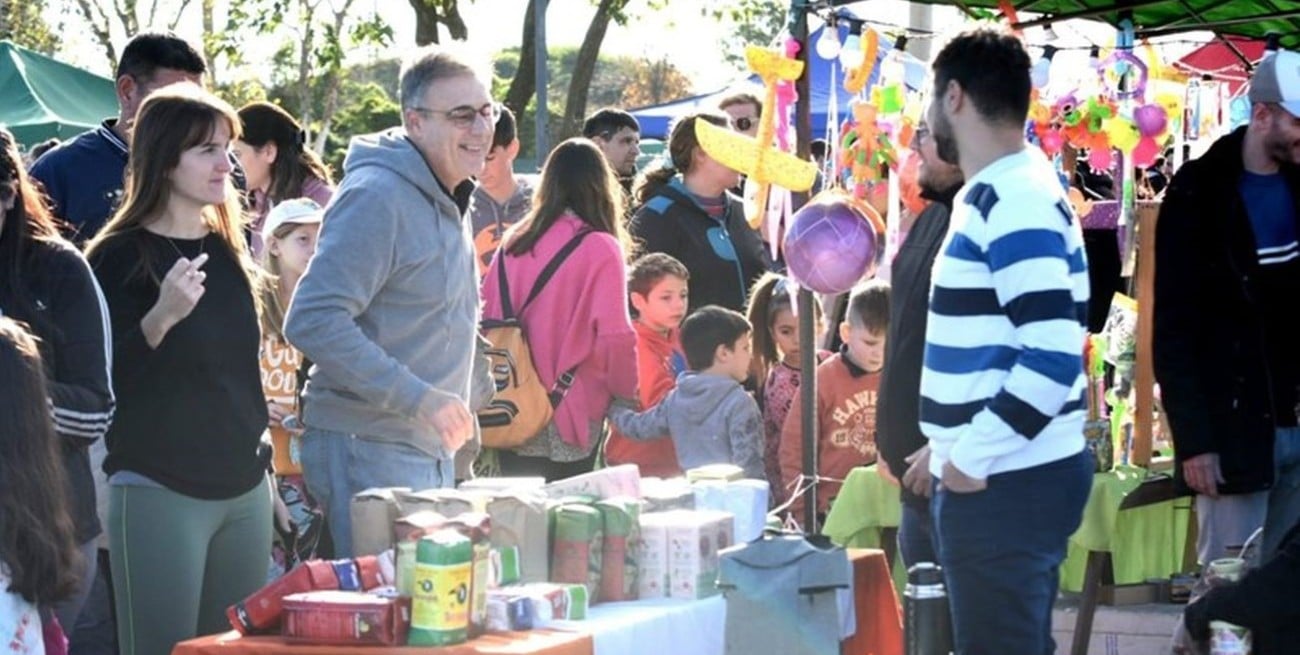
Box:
[781,280,890,519]
[604,254,690,478]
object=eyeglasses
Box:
[411,102,502,129]
[731,117,755,132]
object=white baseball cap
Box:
[261,198,324,243]
[1248,50,1300,117]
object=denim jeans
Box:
[299,428,453,558]
[933,451,1092,655]
[1264,426,1300,559]
[898,490,939,569]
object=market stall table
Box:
[170,629,592,655]
[171,552,900,655]
[1061,466,1191,592]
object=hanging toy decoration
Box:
[695,44,818,230]
[783,190,885,295]
[844,27,880,96]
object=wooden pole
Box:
[1131,201,1160,466]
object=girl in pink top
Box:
[480,138,638,480]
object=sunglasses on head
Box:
[732,117,754,132]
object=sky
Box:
[47,0,1211,96]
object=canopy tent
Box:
[628,23,928,140]
[892,0,1300,49]
[1173,35,1267,96]
[0,40,118,148]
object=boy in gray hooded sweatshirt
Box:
[608,305,765,479]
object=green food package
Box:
[595,497,641,602]
[549,503,603,597]
[409,529,472,646]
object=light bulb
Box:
[1032,45,1057,89]
[816,24,842,60]
[839,33,862,68]
[1032,58,1051,89]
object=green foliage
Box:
[492,45,693,160]
[699,0,787,70]
[1,0,60,54]
[321,80,402,172]
[216,77,270,109]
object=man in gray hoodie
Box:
[608,305,765,479]
[284,46,493,556]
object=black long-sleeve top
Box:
[0,238,115,543]
[875,183,958,504]
[88,230,267,499]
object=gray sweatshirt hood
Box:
[344,128,463,211]
[675,371,744,422]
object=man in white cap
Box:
[1155,48,1300,563]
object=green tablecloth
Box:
[824,464,1193,593]
[1060,466,1193,592]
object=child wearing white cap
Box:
[258,198,330,575]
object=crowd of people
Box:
[2,22,1300,655]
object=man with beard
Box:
[919,29,1092,655]
[1154,50,1300,565]
[875,119,963,569]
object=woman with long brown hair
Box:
[630,112,771,314]
[479,137,639,480]
[0,126,113,636]
[0,317,81,654]
[232,102,334,257]
[85,85,270,655]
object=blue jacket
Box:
[29,121,129,243]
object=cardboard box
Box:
[635,513,673,599]
[543,464,642,500]
[664,510,733,600]
[227,561,339,634]
[459,477,546,493]
[281,591,410,646]
[507,583,588,623]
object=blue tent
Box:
[629,24,929,140]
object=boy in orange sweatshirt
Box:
[781,280,890,518]
[604,253,690,478]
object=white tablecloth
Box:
[551,596,726,655]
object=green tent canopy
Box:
[0,40,118,149]
[835,0,1300,50]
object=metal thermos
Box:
[904,562,953,655]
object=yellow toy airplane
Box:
[695,45,819,229]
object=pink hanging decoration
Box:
[1132,136,1161,168]
[775,37,801,153]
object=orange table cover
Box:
[171,629,592,655]
[844,548,904,655]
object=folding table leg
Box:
[1070,550,1109,655]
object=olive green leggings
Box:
[109,480,271,655]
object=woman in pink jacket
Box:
[480,138,638,480]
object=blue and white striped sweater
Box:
[920,148,1090,480]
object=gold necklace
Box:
[161,231,207,261]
